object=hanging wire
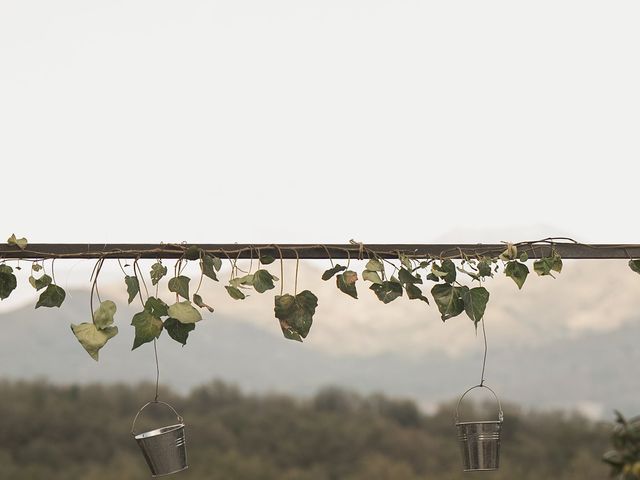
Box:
[153,339,160,402]
[479,317,488,386]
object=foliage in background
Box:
[0,380,613,480]
[603,412,640,479]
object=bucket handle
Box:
[455,384,504,423]
[131,401,184,436]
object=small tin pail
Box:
[131,401,188,477]
[455,384,504,472]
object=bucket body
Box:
[456,420,501,471]
[134,423,188,477]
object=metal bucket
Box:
[455,385,504,472]
[132,401,188,477]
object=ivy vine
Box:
[1,235,639,362]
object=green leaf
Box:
[399,253,413,270]
[230,274,254,289]
[253,269,276,293]
[70,323,118,361]
[462,287,490,325]
[440,259,457,283]
[370,281,403,304]
[505,261,529,289]
[362,269,383,284]
[167,301,202,324]
[93,300,117,329]
[336,271,358,299]
[201,254,221,281]
[365,259,384,272]
[7,234,27,250]
[629,259,640,275]
[184,245,201,261]
[431,283,465,320]
[144,296,169,318]
[551,252,563,273]
[260,255,275,265]
[150,262,168,285]
[31,263,43,272]
[533,257,555,276]
[163,317,195,346]
[0,265,17,300]
[426,272,440,282]
[28,273,52,291]
[131,310,163,349]
[477,260,493,278]
[405,283,429,304]
[225,285,246,300]
[124,275,140,304]
[36,284,66,308]
[274,290,318,341]
[519,252,529,262]
[321,264,346,281]
[168,275,190,300]
[193,293,214,312]
[398,268,422,285]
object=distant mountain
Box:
[1,256,639,420]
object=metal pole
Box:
[1,243,639,260]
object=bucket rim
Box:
[134,423,185,440]
[151,465,189,478]
[455,420,502,426]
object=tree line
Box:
[0,380,616,479]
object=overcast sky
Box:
[1,1,639,245]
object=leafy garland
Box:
[1,234,639,361]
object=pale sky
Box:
[1,1,639,244]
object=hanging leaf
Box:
[551,252,563,273]
[398,268,422,285]
[168,301,202,324]
[28,273,52,291]
[93,300,117,329]
[477,260,493,278]
[184,245,201,261]
[431,283,464,320]
[370,281,403,304]
[201,254,221,281]
[36,284,66,308]
[365,259,384,272]
[519,252,529,262]
[500,243,518,261]
[7,234,27,250]
[124,276,140,304]
[336,271,358,299]
[150,262,168,285]
[321,264,346,281]
[225,285,246,300]
[505,261,529,289]
[253,269,276,293]
[164,318,196,346]
[0,264,17,300]
[405,283,429,304]
[168,275,190,300]
[462,286,490,325]
[70,323,118,361]
[144,296,169,318]
[399,253,412,270]
[31,263,43,272]
[260,255,275,265]
[362,269,383,284]
[433,259,456,283]
[193,293,214,312]
[131,310,163,349]
[629,259,640,275]
[533,257,555,276]
[274,290,318,341]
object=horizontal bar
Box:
[1,243,639,260]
